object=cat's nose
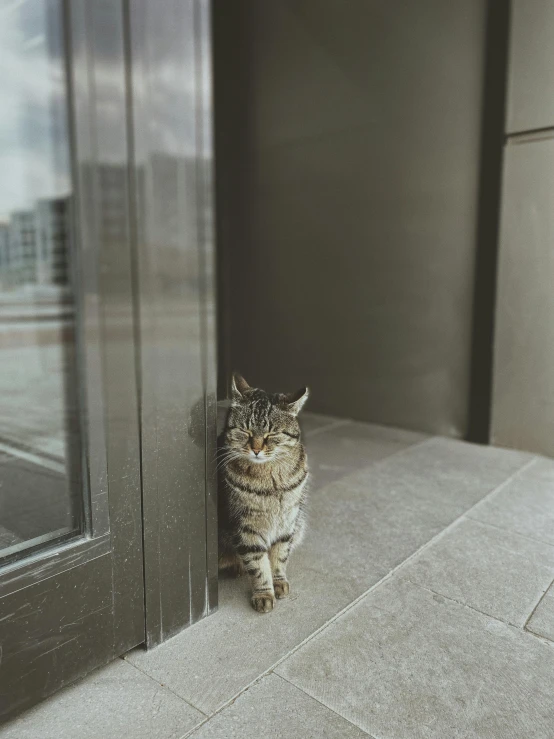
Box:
[254,450,260,456]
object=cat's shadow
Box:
[187,396,229,447]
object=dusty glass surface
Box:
[0,0,82,563]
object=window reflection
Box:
[0,0,81,562]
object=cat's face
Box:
[224,374,309,464]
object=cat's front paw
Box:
[251,591,275,613]
[273,579,290,599]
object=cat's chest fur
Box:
[220,450,309,549]
[239,487,303,543]
[226,455,307,515]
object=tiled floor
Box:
[3,413,554,738]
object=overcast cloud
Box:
[0,0,206,222]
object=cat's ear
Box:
[231,372,250,402]
[284,387,309,416]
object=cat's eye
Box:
[230,428,249,437]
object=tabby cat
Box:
[218,374,309,613]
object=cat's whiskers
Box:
[216,448,244,471]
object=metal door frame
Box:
[0,0,218,719]
[125,0,218,648]
[0,0,144,720]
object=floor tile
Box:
[126,433,529,716]
[0,658,204,739]
[527,582,554,642]
[403,518,554,626]
[371,436,532,511]
[306,420,426,487]
[300,411,345,438]
[520,455,554,481]
[125,565,356,716]
[469,457,554,545]
[301,439,534,608]
[125,422,427,715]
[301,463,475,589]
[187,673,369,738]
[277,578,554,739]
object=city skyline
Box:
[0,192,71,289]
[0,0,71,223]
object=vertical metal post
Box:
[126,0,217,646]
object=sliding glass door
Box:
[0,0,144,720]
[0,0,216,721]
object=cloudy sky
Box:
[0,0,209,223]
[0,0,71,222]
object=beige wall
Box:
[215,0,490,436]
[491,0,554,457]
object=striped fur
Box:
[218,374,309,613]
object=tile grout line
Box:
[180,672,379,739]
[178,435,439,737]
[404,579,554,650]
[462,511,554,549]
[460,455,554,636]
[118,655,210,720]
[268,457,538,665]
[313,431,436,484]
[523,576,554,633]
[304,418,352,438]
[130,432,438,737]
[405,579,523,629]
[462,456,538,518]
[464,510,554,549]
[526,632,554,650]
[183,453,538,729]
[275,672,380,739]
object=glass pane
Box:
[0,0,82,564]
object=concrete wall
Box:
[491,0,554,456]
[214,0,494,436]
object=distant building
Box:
[142,153,203,291]
[9,210,37,285]
[79,162,128,260]
[0,223,9,273]
[0,198,71,289]
[35,197,71,285]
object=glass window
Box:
[0,0,83,564]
